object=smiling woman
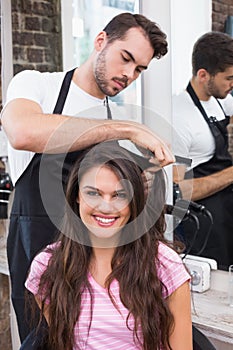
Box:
[24,141,192,350]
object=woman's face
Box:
[78,165,131,242]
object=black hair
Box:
[192,31,233,75]
[103,12,168,59]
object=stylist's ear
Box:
[94,31,107,51]
[197,68,210,83]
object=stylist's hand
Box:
[141,170,155,197]
[129,123,175,167]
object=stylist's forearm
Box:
[2,99,174,166]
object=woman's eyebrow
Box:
[82,186,126,195]
[82,186,98,191]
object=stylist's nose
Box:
[122,67,135,82]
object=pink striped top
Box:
[25,242,190,349]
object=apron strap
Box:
[105,96,112,119]
[215,98,227,117]
[53,68,76,114]
[187,82,210,123]
[186,82,229,138]
[52,68,113,119]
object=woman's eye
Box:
[86,190,99,197]
[114,192,127,199]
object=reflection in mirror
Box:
[171,1,233,271]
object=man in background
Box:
[173,31,233,270]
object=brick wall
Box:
[0,220,11,350]
[0,3,63,349]
[212,1,233,158]
[212,0,233,31]
[11,0,63,75]
[0,274,11,350]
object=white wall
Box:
[141,0,212,122]
[0,0,13,158]
[141,0,172,128]
[0,0,13,104]
[171,0,212,95]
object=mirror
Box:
[171,0,233,271]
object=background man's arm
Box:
[173,165,233,201]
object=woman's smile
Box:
[93,214,119,227]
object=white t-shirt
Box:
[172,90,233,170]
[3,70,110,185]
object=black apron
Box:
[182,82,233,270]
[7,68,151,343]
[6,68,89,342]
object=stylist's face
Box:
[94,27,154,96]
[206,66,233,99]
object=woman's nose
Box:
[97,198,115,213]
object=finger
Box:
[142,170,155,196]
[152,146,175,167]
[142,170,156,181]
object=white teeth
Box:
[95,216,115,224]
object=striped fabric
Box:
[25,242,190,349]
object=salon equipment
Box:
[170,198,213,258]
[0,157,13,218]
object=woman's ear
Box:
[94,31,108,52]
[76,195,80,204]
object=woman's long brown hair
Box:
[33,142,175,349]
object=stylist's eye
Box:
[136,67,142,74]
[122,55,130,62]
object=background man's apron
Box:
[7,69,80,342]
[182,82,233,270]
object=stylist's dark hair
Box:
[192,31,233,76]
[103,12,168,59]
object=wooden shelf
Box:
[0,251,9,275]
[192,289,233,345]
[0,220,9,275]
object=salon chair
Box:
[193,325,216,350]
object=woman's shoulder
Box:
[158,241,182,261]
[32,242,58,267]
[157,242,190,297]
